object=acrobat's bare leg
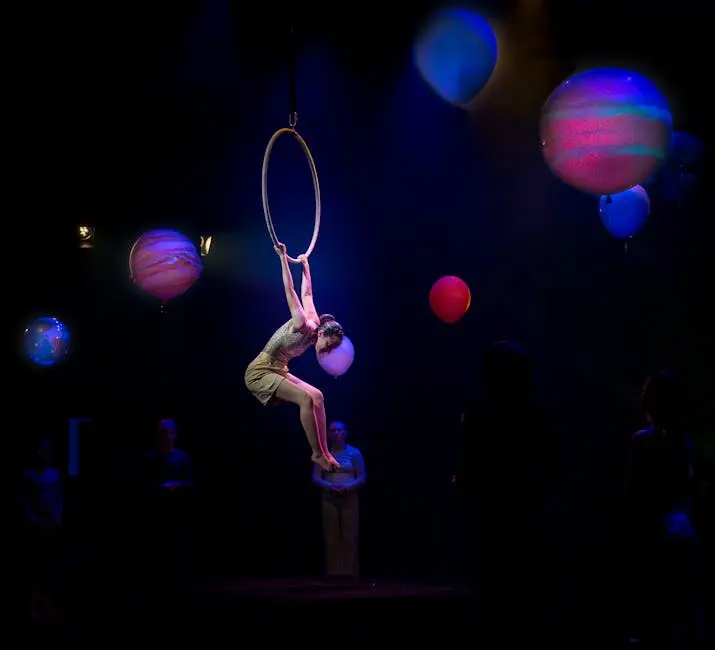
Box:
[275,380,338,471]
[314,399,338,468]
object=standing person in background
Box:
[139,418,194,610]
[625,371,703,648]
[455,340,560,644]
[312,421,366,577]
[21,438,63,621]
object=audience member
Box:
[625,371,703,648]
[21,438,63,622]
[456,341,560,643]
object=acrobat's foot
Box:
[312,452,340,472]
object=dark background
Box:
[14,0,712,592]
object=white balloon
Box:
[317,335,354,377]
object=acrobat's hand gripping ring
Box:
[261,127,321,264]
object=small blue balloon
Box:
[23,316,71,367]
[599,185,650,240]
[414,9,498,106]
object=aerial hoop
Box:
[261,126,321,264]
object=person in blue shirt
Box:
[312,421,366,577]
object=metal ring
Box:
[261,127,321,264]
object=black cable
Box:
[288,24,297,126]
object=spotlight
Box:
[199,235,213,257]
[78,225,95,249]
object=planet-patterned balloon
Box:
[129,229,202,301]
[24,316,71,367]
[644,131,705,204]
[669,131,704,167]
[540,68,672,196]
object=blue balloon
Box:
[644,131,704,203]
[670,131,704,167]
[23,316,71,367]
[598,185,650,240]
[414,9,498,106]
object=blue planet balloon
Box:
[24,316,71,367]
[644,131,704,203]
[670,131,704,167]
[414,8,498,106]
[663,131,704,203]
[599,185,650,240]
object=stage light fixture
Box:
[200,235,213,257]
[78,225,95,248]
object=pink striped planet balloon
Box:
[540,68,672,196]
[129,229,202,301]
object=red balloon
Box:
[429,276,471,324]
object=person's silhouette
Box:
[139,418,194,610]
[456,341,559,642]
[21,438,63,621]
[625,370,703,648]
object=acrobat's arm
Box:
[298,255,319,325]
[276,243,307,329]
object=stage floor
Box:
[32,575,627,648]
[190,576,476,641]
[41,575,475,642]
[198,575,470,602]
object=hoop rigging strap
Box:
[261,127,321,264]
[128,239,138,277]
